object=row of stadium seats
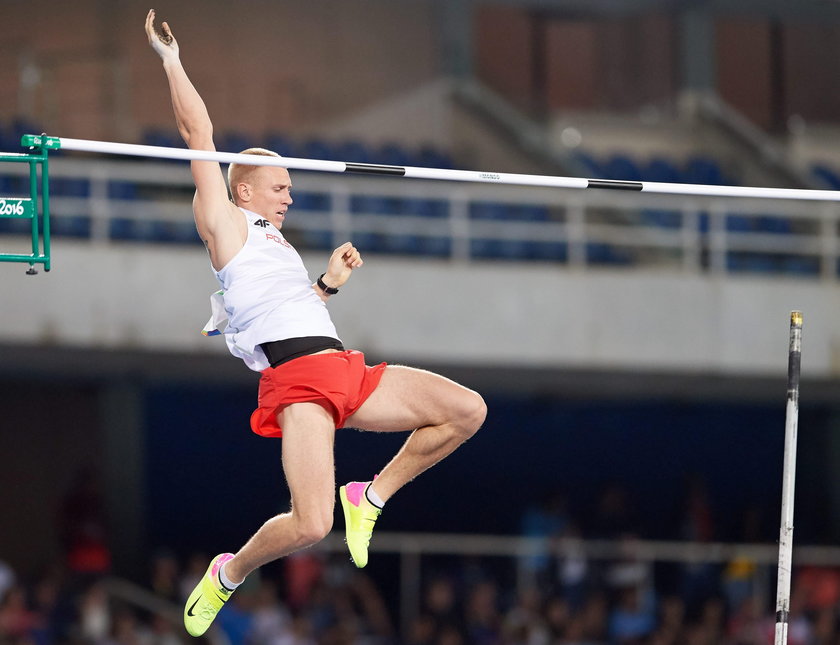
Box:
[0,169,829,273]
[0,116,837,273]
[142,129,456,169]
[574,151,735,186]
[0,118,456,169]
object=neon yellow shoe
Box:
[183,553,235,637]
[339,481,382,568]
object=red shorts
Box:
[250,350,387,438]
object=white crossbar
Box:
[53,136,840,202]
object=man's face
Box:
[247,167,293,229]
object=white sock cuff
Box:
[366,483,385,508]
[218,561,242,591]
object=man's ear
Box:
[236,183,250,202]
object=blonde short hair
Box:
[227,148,281,203]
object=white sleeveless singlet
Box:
[204,208,340,371]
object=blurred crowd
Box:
[4,474,840,645]
[3,545,840,645]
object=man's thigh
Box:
[344,365,478,432]
[280,402,336,513]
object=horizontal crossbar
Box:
[22,133,840,202]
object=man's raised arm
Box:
[145,9,215,152]
[145,9,244,269]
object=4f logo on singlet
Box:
[253,219,271,228]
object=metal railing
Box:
[1,157,838,278]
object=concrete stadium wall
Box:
[2,239,838,380]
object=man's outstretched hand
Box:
[145,9,180,62]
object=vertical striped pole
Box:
[774,311,803,645]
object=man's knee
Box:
[454,390,486,439]
[294,512,334,547]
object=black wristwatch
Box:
[317,273,339,295]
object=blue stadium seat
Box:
[419,236,451,256]
[587,243,633,265]
[604,155,643,181]
[51,178,90,197]
[50,216,91,238]
[382,234,422,255]
[265,133,297,157]
[755,215,792,234]
[301,139,337,161]
[726,214,753,232]
[142,129,182,149]
[349,231,379,252]
[219,132,256,154]
[469,202,507,220]
[645,157,682,183]
[684,156,729,186]
[374,143,411,167]
[0,218,30,234]
[782,256,820,276]
[513,204,549,221]
[727,253,777,273]
[642,209,681,228]
[415,146,454,169]
[297,230,331,250]
[351,195,396,215]
[812,164,840,190]
[525,241,567,262]
[159,221,201,244]
[335,140,374,164]
[292,191,330,212]
[108,181,138,200]
[400,198,448,218]
[572,151,604,178]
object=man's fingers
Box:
[160,21,174,43]
[145,9,155,37]
[343,248,363,268]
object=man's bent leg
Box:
[184,402,336,636]
[339,366,485,566]
[346,366,486,501]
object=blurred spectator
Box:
[9,517,840,645]
[0,585,37,642]
[418,575,463,640]
[148,550,180,604]
[102,606,153,645]
[464,580,501,645]
[59,467,111,577]
[675,475,718,607]
[607,586,657,644]
[250,578,293,643]
[520,490,571,584]
[795,566,840,613]
[589,483,640,540]
[501,587,549,645]
[179,553,209,603]
[0,560,15,600]
[79,581,111,643]
[550,523,590,608]
[284,552,325,612]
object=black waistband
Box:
[260,336,345,368]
